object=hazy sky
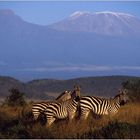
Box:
[0,1,140,25]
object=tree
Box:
[4,88,26,106]
[122,79,140,102]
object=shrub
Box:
[3,88,26,106]
[122,80,140,102]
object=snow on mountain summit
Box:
[69,11,135,19]
[94,11,134,17]
[69,11,92,19]
[49,11,140,36]
[70,11,86,17]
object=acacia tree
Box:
[4,88,26,106]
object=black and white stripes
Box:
[79,89,127,120]
[32,90,71,121]
[31,85,81,126]
[43,86,81,126]
[32,101,50,121]
[31,86,127,127]
[44,95,79,126]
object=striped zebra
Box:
[78,89,127,120]
[31,85,81,121]
[32,90,71,121]
[43,86,81,126]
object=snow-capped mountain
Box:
[0,9,140,80]
[48,11,140,36]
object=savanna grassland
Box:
[0,100,140,138]
[0,78,140,139]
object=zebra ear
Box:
[76,85,81,90]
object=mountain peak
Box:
[49,10,140,36]
[70,11,91,17]
[0,9,14,15]
[69,11,135,19]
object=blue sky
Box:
[0,1,140,25]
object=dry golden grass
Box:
[0,102,140,138]
[114,103,140,124]
[0,106,23,119]
[30,102,140,138]
[46,103,140,138]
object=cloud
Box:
[17,64,140,72]
[113,66,140,70]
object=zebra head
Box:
[71,85,81,101]
[114,89,128,106]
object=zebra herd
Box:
[31,86,128,127]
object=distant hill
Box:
[0,76,24,97]
[0,76,139,100]
[0,76,51,100]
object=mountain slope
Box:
[0,76,51,99]
[0,76,25,97]
[27,76,140,98]
[48,11,140,36]
[0,76,139,100]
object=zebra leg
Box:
[46,117,56,127]
[32,107,43,121]
[32,112,39,121]
[80,109,90,120]
[68,111,76,121]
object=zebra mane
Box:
[113,91,127,106]
[55,91,71,101]
[114,93,121,99]
[114,89,127,99]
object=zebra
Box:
[43,86,81,127]
[31,85,81,121]
[32,90,71,121]
[78,89,127,120]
